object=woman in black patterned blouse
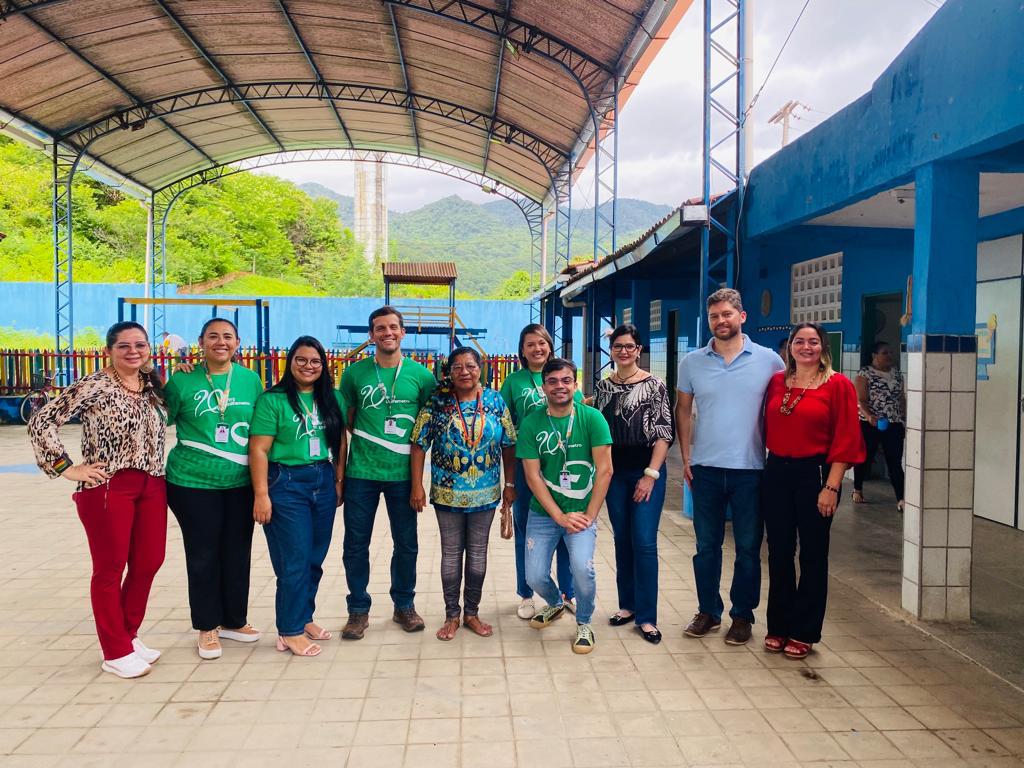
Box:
[593,324,674,643]
[28,321,168,679]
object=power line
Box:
[745,0,813,118]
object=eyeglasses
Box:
[544,376,576,387]
[294,357,323,368]
[451,364,480,373]
[611,343,639,352]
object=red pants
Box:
[75,470,167,659]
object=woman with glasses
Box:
[852,341,906,510]
[593,324,674,644]
[164,318,265,660]
[411,347,516,640]
[249,336,345,657]
[762,323,864,659]
[28,322,167,678]
[499,324,580,620]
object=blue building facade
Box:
[552,0,1024,621]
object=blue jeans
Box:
[343,477,418,613]
[513,462,574,600]
[524,512,596,624]
[262,462,337,636]
[605,468,666,626]
[690,465,763,623]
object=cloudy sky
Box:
[264,0,940,211]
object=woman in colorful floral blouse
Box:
[411,347,516,641]
[29,321,167,679]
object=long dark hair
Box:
[105,321,164,404]
[270,336,343,460]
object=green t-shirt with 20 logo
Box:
[164,363,265,489]
[515,403,613,515]
[339,356,436,481]
[250,390,345,466]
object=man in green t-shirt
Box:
[516,358,613,654]
[337,306,436,639]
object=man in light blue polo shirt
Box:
[675,288,784,645]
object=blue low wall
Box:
[0,283,532,353]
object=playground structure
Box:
[117,296,271,380]
[336,262,486,355]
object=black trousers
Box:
[853,422,905,501]
[762,454,833,644]
[167,482,255,631]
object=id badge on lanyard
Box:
[309,437,322,457]
[559,469,572,489]
[384,417,403,436]
[214,423,230,444]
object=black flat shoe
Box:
[637,626,662,644]
[609,613,634,626]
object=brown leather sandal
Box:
[436,617,460,641]
[463,614,493,637]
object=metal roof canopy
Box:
[0,0,689,366]
[0,0,683,203]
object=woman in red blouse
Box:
[762,323,865,659]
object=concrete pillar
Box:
[903,161,979,621]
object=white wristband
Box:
[643,467,660,479]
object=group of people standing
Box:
[29,288,875,677]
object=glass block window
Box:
[622,307,632,325]
[791,252,843,324]
[650,300,662,332]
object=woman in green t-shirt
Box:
[249,336,346,657]
[165,318,266,661]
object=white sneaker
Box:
[131,637,161,664]
[517,598,536,620]
[101,652,151,679]
[563,596,577,615]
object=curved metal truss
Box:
[145,148,544,337]
[60,81,568,187]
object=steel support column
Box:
[52,144,77,383]
[592,80,619,261]
[698,0,747,346]
[151,191,174,339]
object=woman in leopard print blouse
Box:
[28,321,168,680]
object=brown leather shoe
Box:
[341,612,369,640]
[683,611,721,638]
[393,608,426,632]
[724,617,752,645]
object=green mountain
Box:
[299,183,673,296]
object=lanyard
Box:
[546,404,575,469]
[453,390,484,451]
[297,393,320,429]
[203,364,234,421]
[374,357,404,417]
[529,370,546,401]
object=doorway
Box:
[861,292,904,368]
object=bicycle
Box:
[20,371,55,424]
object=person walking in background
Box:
[594,324,673,644]
[249,336,345,658]
[410,347,517,641]
[499,324,578,620]
[675,289,784,646]
[28,321,167,679]
[853,341,906,510]
[161,330,189,359]
[164,318,265,660]
[338,307,437,640]
[762,323,865,659]
[517,358,613,655]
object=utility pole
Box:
[768,100,807,147]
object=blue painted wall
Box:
[0,283,531,353]
[745,0,1024,238]
[742,226,914,350]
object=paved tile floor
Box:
[1,424,1023,767]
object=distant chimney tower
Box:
[354,159,388,263]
